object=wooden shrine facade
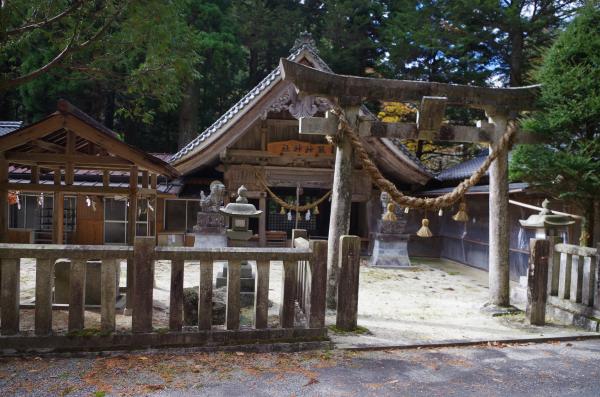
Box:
[0,100,178,245]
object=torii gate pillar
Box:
[326,106,359,309]
[487,112,511,307]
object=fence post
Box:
[526,238,550,326]
[594,243,600,311]
[132,237,155,333]
[291,229,306,302]
[226,259,241,330]
[336,235,360,330]
[35,258,54,335]
[100,259,118,332]
[1,258,20,335]
[309,240,327,328]
[169,259,184,332]
[547,236,560,296]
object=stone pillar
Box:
[487,112,510,307]
[326,106,358,309]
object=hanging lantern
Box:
[38,193,44,207]
[404,207,410,214]
[313,205,319,215]
[438,208,443,216]
[8,191,18,206]
[416,217,433,238]
[280,206,286,215]
[287,210,292,221]
[85,196,92,207]
[305,209,311,221]
[452,201,469,222]
[382,202,397,222]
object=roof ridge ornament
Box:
[291,31,318,54]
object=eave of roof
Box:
[1,100,179,178]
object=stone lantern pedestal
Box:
[216,186,263,307]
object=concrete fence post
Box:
[132,236,155,333]
[336,235,361,330]
[526,238,550,326]
[594,243,600,311]
[309,240,328,328]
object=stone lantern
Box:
[519,199,574,241]
[219,185,262,245]
[216,185,262,307]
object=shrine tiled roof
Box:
[170,42,328,163]
[0,121,22,136]
[436,150,514,182]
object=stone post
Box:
[526,238,549,325]
[326,105,358,309]
[487,112,510,307]
[336,235,361,330]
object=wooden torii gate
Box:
[280,58,542,310]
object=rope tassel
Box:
[382,202,397,221]
[417,218,433,238]
[452,201,469,222]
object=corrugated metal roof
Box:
[0,121,22,136]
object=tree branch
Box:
[0,2,128,92]
[0,28,77,91]
[6,1,83,37]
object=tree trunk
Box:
[104,91,115,130]
[509,30,524,86]
[177,83,199,149]
[581,202,595,247]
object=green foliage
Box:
[510,4,600,243]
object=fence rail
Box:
[0,236,328,353]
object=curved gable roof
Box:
[171,42,432,185]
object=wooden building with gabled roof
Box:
[0,100,179,245]
[168,33,432,246]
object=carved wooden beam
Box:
[280,58,540,111]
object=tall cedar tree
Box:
[510,4,600,246]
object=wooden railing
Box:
[526,238,599,326]
[0,237,328,352]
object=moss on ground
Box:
[328,325,371,335]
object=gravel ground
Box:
[1,339,599,396]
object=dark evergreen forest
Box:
[0,1,583,154]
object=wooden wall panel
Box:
[156,197,165,234]
[74,196,103,245]
[7,229,33,243]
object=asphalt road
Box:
[0,339,599,396]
